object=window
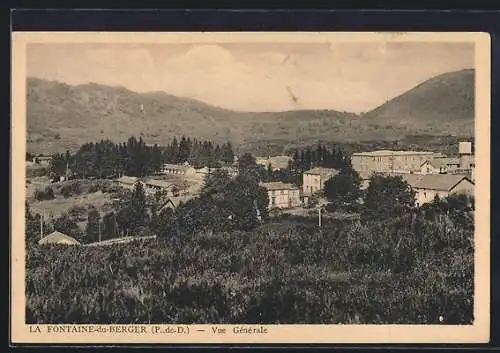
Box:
[271,197,276,206]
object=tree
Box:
[238,153,257,171]
[52,213,82,240]
[25,202,41,246]
[221,142,235,164]
[34,186,55,201]
[266,164,274,181]
[220,174,269,230]
[237,153,264,183]
[324,165,362,208]
[422,193,474,231]
[102,212,118,240]
[129,181,149,235]
[48,153,66,181]
[316,143,324,166]
[115,181,149,237]
[201,168,231,195]
[85,207,101,243]
[363,175,416,220]
[150,207,178,239]
[178,136,191,163]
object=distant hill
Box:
[26,69,475,155]
[364,69,474,134]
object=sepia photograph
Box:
[11,32,490,344]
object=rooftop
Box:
[435,157,461,165]
[162,163,194,170]
[39,231,81,246]
[420,160,441,169]
[260,181,299,191]
[382,172,473,191]
[144,179,174,188]
[116,176,139,184]
[256,155,292,162]
[304,167,339,179]
[352,150,435,157]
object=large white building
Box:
[352,141,475,182]
[351,150,436,179]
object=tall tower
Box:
[458,141,473,170]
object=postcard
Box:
[11,31,490,344]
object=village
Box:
[20,36,480,327]
[27,139,475,246]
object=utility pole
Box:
[318,205,322,228]
[40,214,43,240]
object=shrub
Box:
[68,205,87,222]
[59,181,82,197]
[34,186,55,201]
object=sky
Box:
[27,41,474,113]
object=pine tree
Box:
[129,181,149,235]
[102,212,118,240]
[171,137,179,163]
[305,148,312,170]
[178,136,190,163]
[85,207,101,243]
[316,143,323,167]
[266,163,274,181]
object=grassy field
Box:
[26,176,118,227]
[29,190,114,220]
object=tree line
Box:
[289,143,351,172]
[47,135,236,181]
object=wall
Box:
[418,162,440,175]
[414,179,474,206]
[352,153,435,178]
[450,178,475,197]
[415,188,450,206]
[303,173,322,195]
[459,154,474,170]
[267,188,301,209]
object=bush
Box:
[27,167,47,178]
[68,205,87,222]
[60,182,82,197]
[34,187,55,201]
[87,180,119,194]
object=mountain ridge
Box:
[26,69,474,155]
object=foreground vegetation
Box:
[26,206,473,325]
